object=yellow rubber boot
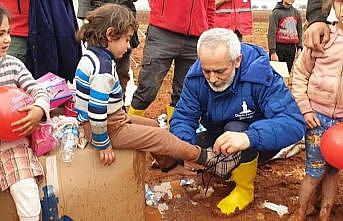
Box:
[166,106,175,127]
[217,155,258,215]
[128,106,145,116]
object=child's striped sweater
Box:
[0,55,50,116]
[74,46,123,150]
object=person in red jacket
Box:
[128,0,215,120]
[0,0,29,63]
[214,0,252,41]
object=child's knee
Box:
[9,178,41,221]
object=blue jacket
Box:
[26,0,82,82]
[170,43,305,152]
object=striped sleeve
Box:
[89,73,115,150]
[15,60,50,117]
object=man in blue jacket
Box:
[170,28,306,215]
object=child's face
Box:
[283,0,294,6]
[334,0,343,24]
[0,15,10,58]
[106,29,133,59]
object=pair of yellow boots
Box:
[128,106,258,215]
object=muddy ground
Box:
[131,11,343,221]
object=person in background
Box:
[128,0,215,123]
[77,0,139,93]
[170,28,305,215]
[289,1,343,220]
[0,6,50,221]
[26,0,82,82]
[268,0,302,72]
[214,0,252,41]
[0,0,29,63]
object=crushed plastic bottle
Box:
[157,114,168,129]
[60,125,79,163]
[145,184,158,207]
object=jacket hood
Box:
[186,43,274,87]
[274,1,293,10]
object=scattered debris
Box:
[180,178,195,186]
[175,194,181,199]
[153,182,173,199]
[272,142,305,160]
[145,184,159,207]
[144,182,173,215]
[157,203,169,214]
[157,114,168,129]
[190,200,199,206]
[262,201,289,217]
[213,183,226,188]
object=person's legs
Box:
[129,26,179,115]
[286,44,296,73]
[318,168,340,221]
[215,121,258,215]
[289,113,333,221]
[276,43,296,73]
[115,49,131,95]
[170,36,197,108]
[234,30,243,42]
[10,178,41,221]
[289,175,322,221]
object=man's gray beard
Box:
[207,70,235,92]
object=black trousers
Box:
[275,43,297,73]
[131,25,198,109]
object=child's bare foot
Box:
[288,210,306,221]
[165,164,197,176]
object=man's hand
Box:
[213,131,250,155]
[270,53,279,61]
[12,105,44,137]
[303,22,330,52]
[304,112,321,129]
[99,146,116,166]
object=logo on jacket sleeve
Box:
[234,101,255,120]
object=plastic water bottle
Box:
[60,125,79,163]
[144,184,158,207]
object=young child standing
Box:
[268,0,303,72]
[74,4,210,174]
[289,1,343,220]
[0,6,50,221]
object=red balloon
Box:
[0,86,33,141]
[320,123,343,169]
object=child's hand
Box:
[304,112,321,129]
[99,146,116,166]
[297,49,302,57]
[11,105,44,137]
[270,53,279,61]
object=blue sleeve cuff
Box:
[245,128,259,149]
[91,132,111,150]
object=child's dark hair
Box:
[76,4,138,48]
[0,5,11,25]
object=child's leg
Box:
[289,119,327,221]
[318,168,340,221]
[9,178,40,221]
[289,175,321,221]
[111,120,201,162]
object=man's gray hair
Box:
[197,28,241,61]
